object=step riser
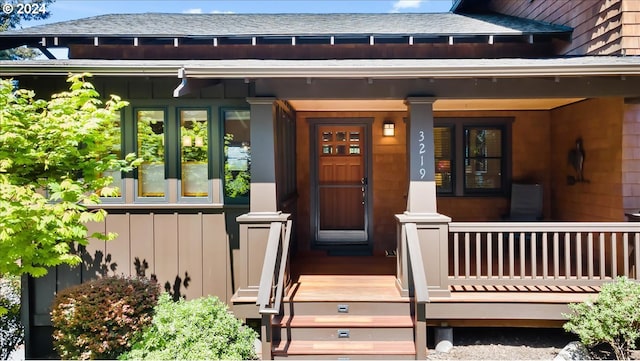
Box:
[273,327,414,342]
[283,302,411,316]
[274,354,416,360]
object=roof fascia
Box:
[2,59,640,79]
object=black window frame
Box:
[435,117,512,197]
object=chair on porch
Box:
[503,183,544,221]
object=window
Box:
[435,119,509,196]
[464,127,503,193]
[180,109,209,198]
[223,110,250,202]
[434,126,453,194]
[100,111,124,200]
[136,109,166,198]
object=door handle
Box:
[361,178,367,205]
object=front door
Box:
[312,123,371,249]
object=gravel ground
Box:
[425,327,639,360]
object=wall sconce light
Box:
[383,121,395,137]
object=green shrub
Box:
[1,276,23,360]
[120,293,258,360]
[563,277,640,360]
[51,276,159,360]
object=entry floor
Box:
[289,255,404,302]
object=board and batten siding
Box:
[488,0,633,55]
[86,212,234,301]
[24,210,240,358]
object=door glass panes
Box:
[224,110,251,200]
[319,129,363,157]
[434,126,453,193]
[180,109,209,197]
[137,110,165,197]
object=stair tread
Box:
[273,314,414,328]
[272,340,416,355]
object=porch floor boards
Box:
[289,255,600,305]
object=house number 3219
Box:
[418,130,426,179]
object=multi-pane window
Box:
[180,109,209,198]
[464,127,503,192]
[136,109,166,198]
[223,110,251,201]
[435,119,508,196]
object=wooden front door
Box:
[312,124,371,247]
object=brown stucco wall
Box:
[549,98,625,221]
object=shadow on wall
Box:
[134,257,192,301]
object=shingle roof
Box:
[3,12,571,37]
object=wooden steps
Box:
[270,274,417,360]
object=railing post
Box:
[261,314,272,360]
[395,213,451,298]
[234,213,290,304]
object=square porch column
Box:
[396,97,450,298]
[233,97,290,312]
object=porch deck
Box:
[289,255,598,326]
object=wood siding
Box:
[550,98,625,221]
[622,103,640,214]
[489,0,628,55]
[435,110,552,221]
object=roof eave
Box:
[1,59,640,79]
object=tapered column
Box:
[404,97,437,214]
[247,97,278,214]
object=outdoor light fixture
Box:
[383,121,395,137]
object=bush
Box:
[51,276,159,360]
[563,277,640,360]
[0,276,23,361]
[120,293,258,360]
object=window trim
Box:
[435,117,512,197]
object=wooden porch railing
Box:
[402,223,429,360]
[256,220,293,360]
[448,222,640,287]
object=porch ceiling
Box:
[289,98,585,112]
